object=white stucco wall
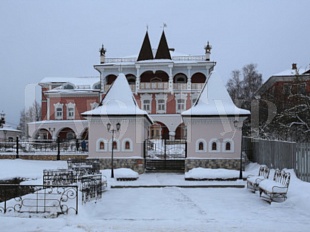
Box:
[87,116,151,158]
[183,117,245,159]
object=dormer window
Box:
[63,84,74,89]
[93,83,101,89]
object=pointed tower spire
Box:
[137,31,154,61]
[155,30,171,60]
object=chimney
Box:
[292,63,297,70]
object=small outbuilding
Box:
[82,73,153,173]
[182,71,250,171]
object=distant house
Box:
[0,125,21,142]
[0,113,21,142]
[255,63,310,141]
[256,63,310,112]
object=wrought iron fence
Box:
[67,158,101,177]
[0,140,89,157]
[43,169,76,186]
[0,184,78,216]
[81,174,107,204]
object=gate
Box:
[144,139,187,171]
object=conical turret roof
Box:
[82,73,152,122]
[182,71,250,116]
[137,31,154,61]
[155,31,171,60]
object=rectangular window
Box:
[283,84,291,95]
[299,83,306,94]
[143,99,151,112]
[67,108,75,119]
[56,108,63,119]
[157,99,166,112]
[177,99,186,112]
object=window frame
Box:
[54,103,63,120]
[195,139,207,152]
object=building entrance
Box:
[144,139,187,171]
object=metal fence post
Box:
[57,137,60,160]
[16,137,19,159]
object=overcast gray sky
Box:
[1,0,310,127]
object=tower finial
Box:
[162,23,167,31]
[204,41,212,61]
[99,44,106,64]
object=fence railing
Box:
[0,184,78,215]
[296,143,310,182]
[243,137,310,182]
[0,140,88,156]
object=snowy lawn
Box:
[0,159,310,232]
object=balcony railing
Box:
[103,82,204,92]
[104,55,206,64]
[140,82,169,90]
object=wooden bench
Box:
[247,165,270,192]
[259,169,290,203]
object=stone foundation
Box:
[98,158,145,174]
[0,154,88,161]
[185,158,244,172]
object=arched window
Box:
[209,139,220,152]
[199,142,204,151]
[225,142,231,151]
[113,141,117,150]
[109,139,120,152]
[125,141,130,150]
[122,139,133,152]
[212,142,217,151]
[222,139,234,152]
[100,141,105,150]
[196,139,206,152]
[96,139,108,152]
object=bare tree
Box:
[18,101,41,139]
[226,64,263,136]
[226,70,243,107]
[226,64,262,110]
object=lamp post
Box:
[107,122,121,178]
[0,112,5,128]
[234,120,243,180]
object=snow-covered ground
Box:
[0,159,310,232]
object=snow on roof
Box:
[40,76,99,86]
[273,68,306,76]
[0,125,21,132]
[82,73,152,121]
[182,71,250,116]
